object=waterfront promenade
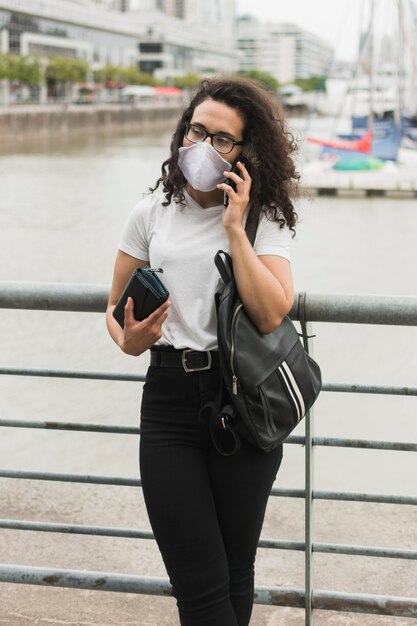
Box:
[0,103,183,141]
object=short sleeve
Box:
[118,197,152,261]
[253,212,291,260]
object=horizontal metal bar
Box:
[1,470,416,505]
[260,538,417,560]
[288,435,417,452]
[312,542,417,560]
[0,519,153,540]
[0,563,172,595]
[1,564,416,616]
[322,383,417,396]
[0,469,140,487]
[3,520,415,561]
[269,487,417,506]
[1,282,417,325]
[1,369,416,398]
[2,420,415,452]
[0,282,108,313]
[258,538,304,551]
[0,520,302,551]
[310,491,417,506]
[312,438,417,452]
[0,367,145,382]
[0,418,140,435]
[300,293,417,326]
[312,589,417,617]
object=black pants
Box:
[139,364,283,626]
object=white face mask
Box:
[178,142,232,192]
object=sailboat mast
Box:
[368,0,375,133]
[396,0,404,124]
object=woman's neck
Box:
[185,184,224,209]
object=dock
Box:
[300,151,417,197]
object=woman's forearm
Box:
[227,226,293,334]
[106,305,125,349]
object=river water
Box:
[0,121,416,499]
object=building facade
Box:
[237,15,333,84]
[0,0,238,79]
[155,0,186,19]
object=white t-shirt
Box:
[119,189,291,351]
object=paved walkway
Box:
[1,478,416,625]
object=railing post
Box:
[305,402,315,625]
[299,293,315,625]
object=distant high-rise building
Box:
[114,0,130,11]
[237,15,333,84]
[156,0,186,19]
[130,0,236,78]
[137,0,235,25]
[84,0,130,10]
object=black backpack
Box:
[211,214,322,454]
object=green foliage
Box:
[0,53,41,84]
[92,67,108,83]
[93,65,158,86]
[45,57,88,83]
[0,53,10,80]
[172,73,200,89]
[236,70,280,92]
[16,56,41,85]
[294,76,326,92]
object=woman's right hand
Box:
[120,297,171,356]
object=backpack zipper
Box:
[230,303,243,395]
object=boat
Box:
[304,0,417,173]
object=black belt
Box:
[150,349,220,372]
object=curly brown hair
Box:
[150,76,299,230]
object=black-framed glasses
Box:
[184,123,244,154]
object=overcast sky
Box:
[235,0,411,62]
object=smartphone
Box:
[223,163,239,206]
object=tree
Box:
[45,57,88,101]
[119,66,158,86]
[0,53,10,80]
[46,57,88,83]
[0,53,41,87]
[236,70,280,92]
[173,73,200,90]
[93,65,157,87]
[294,76,326,92]
[15,56,41,86]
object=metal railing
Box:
[1,281,417,624]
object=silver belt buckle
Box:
[181,349,212,372]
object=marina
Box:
[291,0,417,198]
[300,151,417,196]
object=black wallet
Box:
[112,267,169,329]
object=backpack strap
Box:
[214,250,233,285]
[209,208,260,456]
[244,207,260,247]
[199,388,241,456]
[214,208,260,284]
[210,404,241,456]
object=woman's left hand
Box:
[217,161,252,232]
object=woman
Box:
[106,77,299,626]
